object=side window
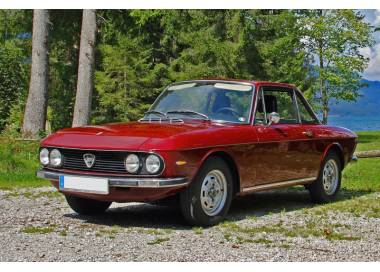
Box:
[263,88,298,124]
[296,92,319,124]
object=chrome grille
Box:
[60,149,127,174]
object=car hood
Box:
[41,121,249,151]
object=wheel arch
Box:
[200,150,241,197]
[322,142,345,169]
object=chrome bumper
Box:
[36,170,189,188]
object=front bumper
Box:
[36,170,189,188]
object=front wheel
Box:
[308,151,342,203]
[65,195,112,215]
[180,157,233,226]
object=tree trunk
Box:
[22,9,50,139]
[318,43,329,124]
[72,9,96,127]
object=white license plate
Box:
[59,175,109,195]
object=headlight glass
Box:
[145,154,161,174]
[49,149,62,167]
[39,148,50,166]
[125,154,140,173]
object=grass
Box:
[96,226,122,239]
[21,226,55,234]
[355,131,380,152]
[147,237,170,245]
[311,193,380,218]
[192,227,203,235]
[0,137,48,189]
[218,216,361,243]
[342,157,380,192]
[4,190,62,199]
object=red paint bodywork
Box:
[40,80,357,202]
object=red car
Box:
[37,80,357,226]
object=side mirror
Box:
[267,112,280,126]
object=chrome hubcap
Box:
[322,159,339,195]
[200,170,227,216]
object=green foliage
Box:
[298,10,373,123]
[0,10,32,133]
[0,10,375,131]
[0,42,28,132]
[48,10,82,131]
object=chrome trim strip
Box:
[242,177,316,193]
[37,170,189,188]
[292,88,302,124]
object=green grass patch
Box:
[356,131,380,152]
[138,228,174,235]
[218,216,360,242]
[192,227,203,235]
[311,193,380,218]
[4,190,62,199]
[342,158,380,192]
[96,226,122,239]
[0,137,48,189]
[147,237,170,245]
[59,230,67,237]
[21,226,55,234]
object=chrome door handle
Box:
[302,130,314,137]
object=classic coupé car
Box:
[37,80,357,226]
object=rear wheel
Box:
[65,195,112,215]
[180,157,233,226]
[308,151,342,203]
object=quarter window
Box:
[295,92,319,124]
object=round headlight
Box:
[39,148,49,166]
[125,154,140,173]
[145,154,161,174]
[49,149,62,167]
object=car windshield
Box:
[146,81,254,124]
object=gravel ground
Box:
[0,187,379,261]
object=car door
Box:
[253,85,309,185]
[292,89,323,179]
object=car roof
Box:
[176,78,296,89]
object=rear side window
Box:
[295,92,319,124]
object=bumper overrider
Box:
[36,170,189,188]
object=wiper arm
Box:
[166,110,209,120]
[144,110,167,118]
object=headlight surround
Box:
[145,154,161,174]
[49,149,62,167]
[125,154,140,173]
[39,148,50,166]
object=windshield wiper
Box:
[144,110,167,118]
[166,110,209,120]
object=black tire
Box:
[308,151,342,203]
[180,156,233,226]
[65,195,112,215]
